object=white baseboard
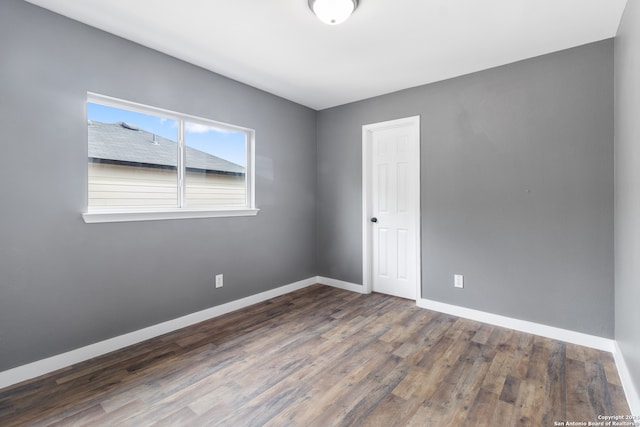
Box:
[317,276,368,294]
[613,342,640,416]
[0,277,317,390]
[417,298,615,352]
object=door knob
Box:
[370,217,378,223]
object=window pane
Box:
[87,103,179,209]
[184,121,247,208]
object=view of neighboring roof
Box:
[88,120,245,175]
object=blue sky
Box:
[87,103,247,166]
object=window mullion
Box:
[178,120,185,208]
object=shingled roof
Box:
[88,121,245,175]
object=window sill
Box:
[82,208,260,223]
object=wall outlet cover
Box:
[454,274,464,288]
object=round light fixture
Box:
[308,0,358,25]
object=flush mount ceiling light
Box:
[308,0,358,25]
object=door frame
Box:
[362,115,421,300]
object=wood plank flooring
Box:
[0,284,630,426]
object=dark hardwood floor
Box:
[0,284,630,426]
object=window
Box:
[83,93,257,223]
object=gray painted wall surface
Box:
[615,0,640,404]
[0,0,317,371]
[317,41,614,338]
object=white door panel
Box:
[364,117,420,300]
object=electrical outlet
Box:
[215,274,223,288]
[454,274,464,289]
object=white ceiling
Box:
[25,0,628,110]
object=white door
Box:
[363,116,420,300]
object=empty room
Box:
[1,0,639,425]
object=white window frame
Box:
[82,93,258,223]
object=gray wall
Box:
[0,0,317,371]
[615,0,640,405]
[317,40,614,338]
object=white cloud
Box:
[186,122,237,135]
[185,122,214,134]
